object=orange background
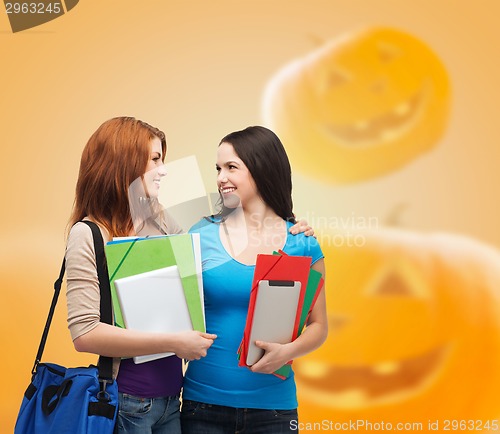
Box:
[1,1,500,432]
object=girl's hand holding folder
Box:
[249,340,293,374]
[173,331,217,361]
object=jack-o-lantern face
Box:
[295,229,500,426]
[297,258,449,410]
[263,27,451,183]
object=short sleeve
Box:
[303,234,324,265]
[284,222,325,265]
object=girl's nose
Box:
[158,163,167,177]
[217,171,228,184]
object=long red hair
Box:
[69,117,167,237]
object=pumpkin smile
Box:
[295,343,449,409]
[321,87,426,148]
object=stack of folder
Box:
[237,251,324,379]
[104,233,205,363]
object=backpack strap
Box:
[31,221,114,382]
[82,220,114,382]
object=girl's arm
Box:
[74,324,216,361]
[250,258,328,374]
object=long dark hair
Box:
[214,126,296,223]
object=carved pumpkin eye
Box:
[365,260,429,299]
[316,68,351,96]
[372,270,416,297]
[328,69,351,87]
[377,42,401,63]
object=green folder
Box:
[271,251,324,379]
[297,268,323,333]
[273,267,323,378]
[105,234,205,332]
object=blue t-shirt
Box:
[183,218,324,409]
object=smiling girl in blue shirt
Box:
[181,126,328,434]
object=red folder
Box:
[238,253,312,368]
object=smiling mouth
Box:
[321,87,426,148]
[294,344,449,409]
[221,187,236,194]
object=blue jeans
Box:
[114,393,181,434]
[181,399,298,434]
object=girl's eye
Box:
[229,165,236,170]
[216,166,221,172]
[153,157,161,162]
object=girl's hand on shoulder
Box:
[249,341,292,374]
[289,219,315,237]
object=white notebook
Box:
[114,265,193,364]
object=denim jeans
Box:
[114,393,181,434]
[181,399,298,434]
